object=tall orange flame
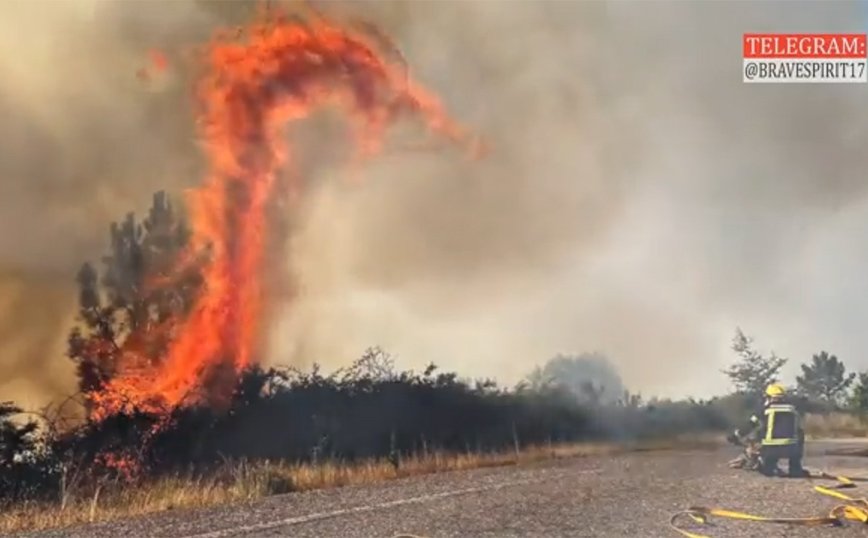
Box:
[89,10,473,421]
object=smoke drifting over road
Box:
[0,1,865,409]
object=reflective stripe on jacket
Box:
[761,403,799,446]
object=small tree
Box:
[847,371,868,414]
[526,353,627,404]
[516,365,554,393]
[0,402,38,468]
[722,328,787,402]
[0,401,57,503]
[67,191,198,414]
[795,351,854,406]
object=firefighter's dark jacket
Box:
[736,395,805,446]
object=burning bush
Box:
[0,5,732,516]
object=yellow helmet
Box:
[765,384,786,397]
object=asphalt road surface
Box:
[15,440,868,538]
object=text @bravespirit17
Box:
[743,59,867,83]
[742,33,868,83]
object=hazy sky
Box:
[271,1,868,399]
[0,1,867,408]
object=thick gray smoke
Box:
[0,0,865,409]
[0,0,222,409]
[271,0,868,398]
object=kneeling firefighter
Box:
[732,384,806,477]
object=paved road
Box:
[17,441,868,538]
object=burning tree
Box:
[67,191,197,418]
[67,8,476,425]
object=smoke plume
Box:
[0,0,865,409]
[271,1,868,398]
[0,0,220,409]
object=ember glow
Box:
[88,9,473,421]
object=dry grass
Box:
[0,435,715,534]
[803,412,868,439]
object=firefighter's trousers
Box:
[759,441,805,477]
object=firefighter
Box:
[732,384,806,477]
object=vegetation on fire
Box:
[1,191,868,533]
[3,7,868,532]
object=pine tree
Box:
[847,371,868,414]
[796,351,854,405]
[722,328,788,402]
[67,191,199,413]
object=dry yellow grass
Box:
[0,436,714,534]
[803,412,868,439]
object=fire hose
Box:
[393,470,868,538]
[391,440,868,538]
[669,439,868,538]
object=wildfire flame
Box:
[89,8,474,422]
